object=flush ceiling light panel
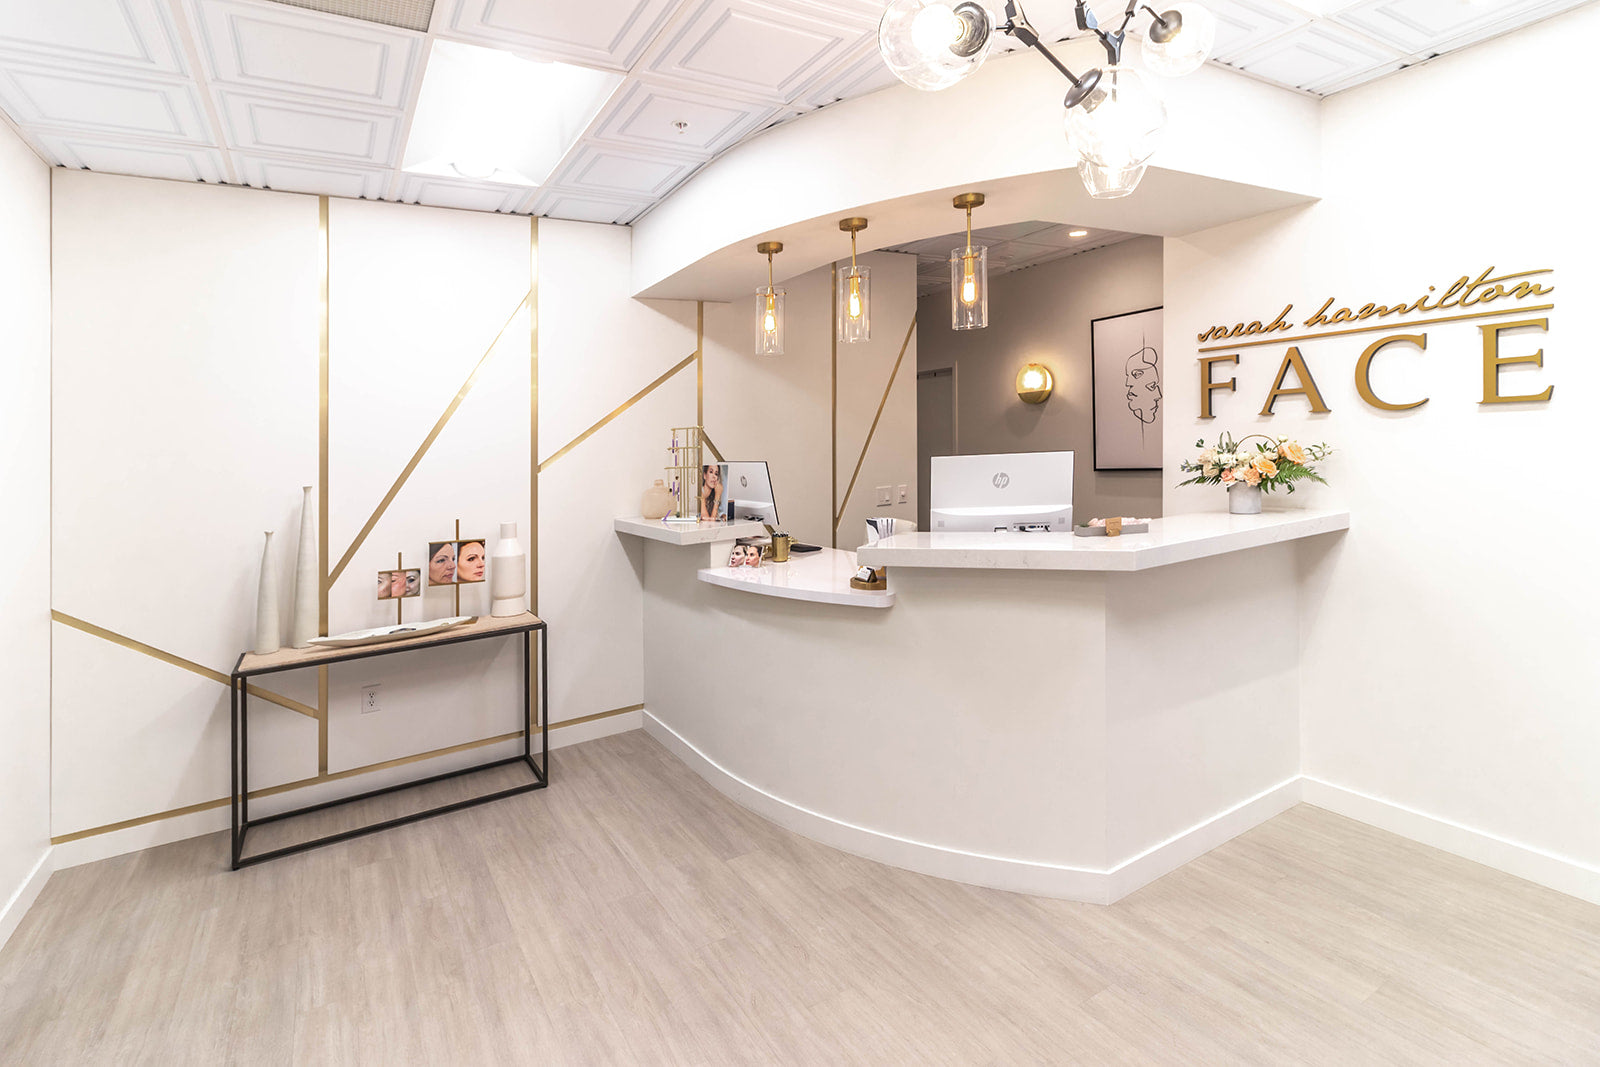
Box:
[403,40,624,187]
[265,0,435,32]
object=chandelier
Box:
[877,0,1216,198]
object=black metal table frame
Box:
[228,619,548,869]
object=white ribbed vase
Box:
[490,521,527,618]
[254,531,281,655]
[289,485,319,647]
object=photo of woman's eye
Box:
[456,540,486,583]
[377,571,393,599]
[428,541,457,585]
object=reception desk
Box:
[620,511,1349,903]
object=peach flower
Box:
[1279,441,1308,464]
[1242,466,1262,486]
[1253,455,1278,478]
[1220,468,1236,485]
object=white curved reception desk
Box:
[619,511,1349,903]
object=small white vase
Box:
[1228,483,1263,515]
[254,531,280,655]
[290,485,319,647]
[490,521,527,618]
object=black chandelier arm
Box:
[1001,0,1089,86]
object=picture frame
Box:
[428,538,487,585]
[1090,306,1164,471]
[376,568,421,600]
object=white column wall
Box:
[1163,7,1600,898]
[0,120,52,946]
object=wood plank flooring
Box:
[3,730,1598,1065]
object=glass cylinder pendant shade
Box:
[950,245,988,330]
[756,285,785,356]
[837,264,871,343]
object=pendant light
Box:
[755,241,785,356]
[949,192,988,330]
[837,217,871,344]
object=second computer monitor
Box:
[928,451,1073,532]
[719,461,779,525]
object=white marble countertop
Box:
[856,510,1349,571]
[614,516,768,545]
[698,547,895,609]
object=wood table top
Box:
[234,612,543,677]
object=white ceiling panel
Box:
[547,140,703,198]
[590,77,782,157]
[217,89,401,160]
[1229,21,1408,91]
[524,186,652,223]
[1203,0,1313,63]
[799,38,900,109]
[398,172,527,209]
[638,0,877,105]
[0,0,188,75]
[38,131,228,180]
[0,64,212,141]
[438,0,688,70]
[234,151,391,196]
[189,0,420,108]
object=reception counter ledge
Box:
[622,509,1350,904]
[699,547,893,609]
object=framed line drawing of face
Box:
[428,541,457,586]
[1091,306,1163,471]
[455,539,487,584]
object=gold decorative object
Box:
[1016,362,1053,403]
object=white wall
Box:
[0,119,52,945]
[1164,7,1600,897]
[916,237,1165,524]
[703,250,918,549]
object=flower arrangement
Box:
[1177,432,1331,493]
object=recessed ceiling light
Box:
[403,41,623,187]
[1068,229,1089,238]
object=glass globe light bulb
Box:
[878,0,995,92]
[1078,158,1149,199]
[1139,3,1216,78]
[1063,65,1167,170]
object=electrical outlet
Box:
[897,484,908,503]
[876,486,892,507]
[361,684,381,714]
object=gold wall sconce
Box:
[1017,362,1054,403]
[755,240,784,356]
[837,216,871,343]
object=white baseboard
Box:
[52,712,643,871]
[1301,777,1600,906]
[645,711,1298,904]
[0,848,54,951]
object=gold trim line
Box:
[329,291,532,585]
[1197,303,1557,352]
[52,611,318,719]
[836,316,917,530]
[538,352,697,473]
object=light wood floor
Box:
[4,730,1598,1065]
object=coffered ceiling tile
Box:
[0,64,212,141]
[398,172,527,211]
[1202,0,1313,63]
[1228,22,1407,92]
[217,90,401,161]
[437,0,689,70]
[0,0,187,75]
[547,140,703,198]
[800,40,900,109]
[524,186,653,224]
[638,0,877,106]
[188,0,421,109]
[234,151,391,197]
[37,131,227,181]
[590,78,783,157]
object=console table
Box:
[228,612,548,869]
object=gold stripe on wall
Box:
[831,262,838,549]
[328,291,532,585]
[538,351,697,473]
[835,316,918,531]
[318,195,331,773]
[696,300,704,428]
[529,217,539,617]
[1196,303,1557,352]
[51,611,319,720]
[701,430,725,463]
[48,703,644,844]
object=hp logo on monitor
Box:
[992,472,1010,489]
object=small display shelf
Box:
[228,612,549,869]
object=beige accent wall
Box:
[915,236,1165,524]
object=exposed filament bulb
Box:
[960,252,978,305]
[848,275,863,319]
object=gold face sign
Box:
[1194,267,1557,417]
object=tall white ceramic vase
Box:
[490,521,527,618]
[290,485,319,647]
[254,531,281,655]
